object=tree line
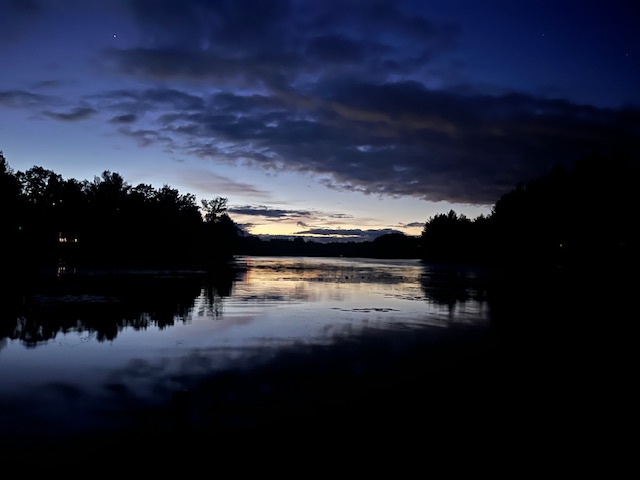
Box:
[2,149,637,271]
[1,151,238,270]
[237,149,639,272]
[420,151,639,272]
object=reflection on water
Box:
[2,257,490,347]
[0,256,494,446]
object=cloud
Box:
[0,90,55,109]
[92,88,205,115]
[305,34,366,64]
[293,227,404,242]
[237,222,255,232]
[109,0,457,86]
[228,205,312,219]
[109,113,137,124]
[111,80,639,205]
[43,107,97,121]
[124,0,291,51]
[117,126,175,147]
[90,0,640,206]
[404,222,425,228]
[177,170,272,199]
[4,0,639,210]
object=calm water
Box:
[4,254,631,456]
[1,256,494,443]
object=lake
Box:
[0,255,633,460]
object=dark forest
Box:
[2,150,638,274]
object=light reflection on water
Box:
[0,256,491,440]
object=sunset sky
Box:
[1,0,638,241]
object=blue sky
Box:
[1,0,638,241]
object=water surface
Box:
[0,256,500,447]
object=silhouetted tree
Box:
[1,151,24,265]
[201,196,228,224]
[15,166,70,263]
[1,153,242,269]
[372,232,419,258]
[421,210,477,264]
[421,151,640,272]
[200,197,238,265]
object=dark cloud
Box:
[117,126,176,148]
[114,80,639,205]
[104,47,302,92]
[305,34,365,64]
[87,0,638,205]
[177,171,272,199]
[109,0,457,86]
[134,88,204,110]
[4,0,638,210]
[228,205,312,219]
[404,222,425,228]
[94,88,205,114]
[254,233,366,243]
[294,227,403,241]
[43,107,97,121]
[0,90,54,108]
[109,113,137,124]
[125,0,291,51]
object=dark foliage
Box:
[1,267,239,346]
[420,151,639,273]
[3,148,637,268]
[1,151,239,271]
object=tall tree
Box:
[201,197,229,224]
[0,152,24,262]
